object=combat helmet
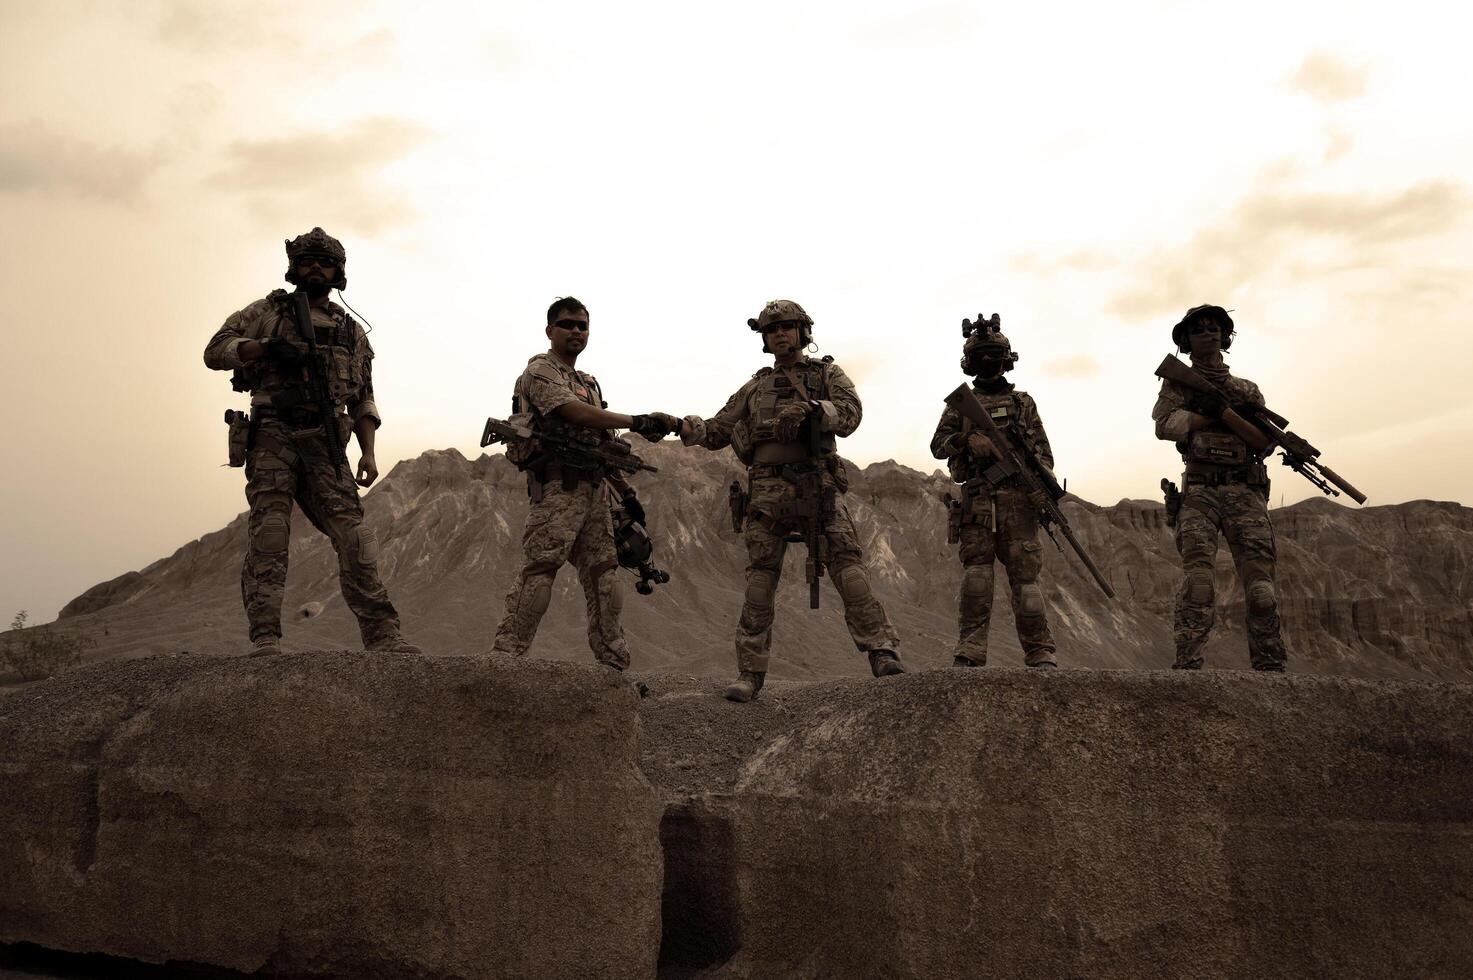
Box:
[961,313,1018,376]
[1171,304,1234,353]
[748,299,814,352]
[284,226,347,291]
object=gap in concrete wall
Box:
[657,801,741,977]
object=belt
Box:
[531,461,604,495]
[1183,463,1268,487]
[253,406,344,428]
[749,455,833,481]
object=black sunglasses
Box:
[552,319,590,332]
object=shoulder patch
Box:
[527,359,565,383]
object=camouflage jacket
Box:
[513,351,609,449]
[203,289,378,425]
[930,379,1054,484]
[681,355,861,465]
[1152,360,1267,464]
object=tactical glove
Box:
[966,432,998,459]
[629,413,678,442]
[772,403,810,443]
[620,490,646,526]
[261,337,304,365]
[1192,391,1229,418]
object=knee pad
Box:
[253,512,290,555]
[961,564,993,598]
[526,575,554,617]
[357,526,379,565]
[745,570,776,610]
[1185,569,1214,605]
[1246,578,1276,616]
[834,564,873,605]
[1018,582,1046,619]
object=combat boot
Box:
[364,630,423,656]
[602,661,651,698]
[869,650,905,678]
[953,655,981,668]
[1028,661,1058,670]
[248,636,281,658]
[723,671,765,703]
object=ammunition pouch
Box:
[957,482,997,529]
[1183,429,1251,467]
[225,410,252,467]
[528,460,603,499]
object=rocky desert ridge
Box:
[45,441,1473,681]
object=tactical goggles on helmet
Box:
[759,319,803,334]
[294,255,339,269]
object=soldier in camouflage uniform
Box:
[490,297,680,669]
[1152,305,1286,671]
[930,315,1059,669]
[204,228,420,657]
[678,300,903,702]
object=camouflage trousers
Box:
[1173,481,1286,670]
[955,487,1056,667]
[242,421,401,646]
[736,474,900,674]
[491,478,628,670]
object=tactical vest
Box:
[951,388,1025,485]
[742,357,837,466]
[1170,375,1268,486]
[510,357,609,468]
[231,290,366,408]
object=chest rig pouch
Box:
[1184,428,1250,467]
[952,394,1019,493]
[749,361,837,461]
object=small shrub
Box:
[1,610,96,682]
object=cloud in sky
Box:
[208,116,430,235]
[1040,355,1100,378]
[1108,181,1467,319]
[1287,52,1370,103]
[0,121,160,203]
[153,0,298,53]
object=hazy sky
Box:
[3,0,1471,623]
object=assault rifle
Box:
[479,417,658,476]
[944,384,1116,599]
[290,291,349,469]
[1154,356,1367,504]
